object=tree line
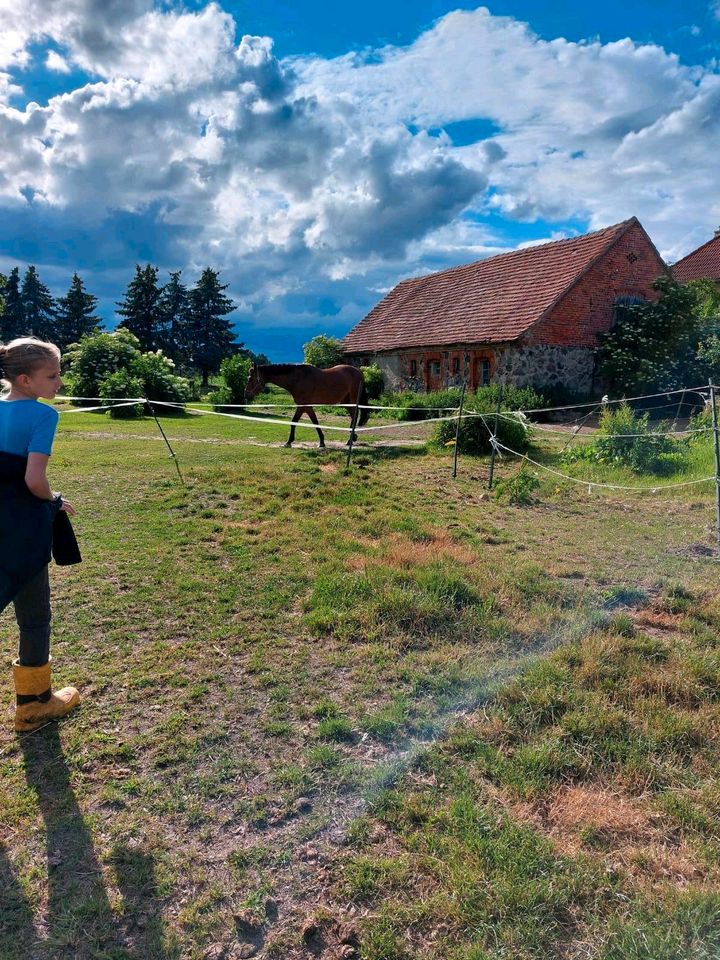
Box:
[0,264,267,387]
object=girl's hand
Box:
[60,499,77,517]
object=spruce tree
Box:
[116,265,164,351]
[158,270,190,365]
[55,273,102,351]
[0,268,24,342]
[186,268,237,387]
[21,266,57,340]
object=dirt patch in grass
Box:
[384,529,478,569]
[536,784,703,884]
[634,609,686,631]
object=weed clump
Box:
[494,468,540,506]
[562,403,687,474]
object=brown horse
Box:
[245,363,370,448]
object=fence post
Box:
[148,400,185,485]
[487,386,503,491]
[345,381,363,471]
[710,381,720,558]
[451,381,467,478]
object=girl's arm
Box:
[25,453,54,500]
[25,452,76,514]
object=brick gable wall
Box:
[526,221,667,349]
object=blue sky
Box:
[1,1,719,358]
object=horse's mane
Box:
[259,363,311,374]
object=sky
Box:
[0,1,719,359]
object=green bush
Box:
[434,391,530,456]
[495,468,540,506]
[99,371,145,418]
[378,389,463,421]
[473,383,546,413]
[63,329,191,415]
[63,328,141,402]
[209,354,252,410]
[361,364,384,401]
[131,351,191,410]
[563,403,686,474]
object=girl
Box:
[0,337,80,732]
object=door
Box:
[426,357,442,391]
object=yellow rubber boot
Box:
[12,659,80,732]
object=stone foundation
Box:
[493,344,595,392]
[351,343,596,394]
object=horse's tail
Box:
[357,379,370,426]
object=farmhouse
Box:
[671,229,720,285]
[343,217,667,393]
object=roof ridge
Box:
[342,217,658,355]
[402,218,636,286]
[672,231,720,267]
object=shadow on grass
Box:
[19,725,177,959]
[305,444,430,466]
[0,842,35,959]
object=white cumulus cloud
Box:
[0,1,718,353]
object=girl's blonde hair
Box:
[0,337,61,386]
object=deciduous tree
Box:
[303,334,344,368]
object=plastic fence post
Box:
[487,386,503,491]
[452,381,467,479]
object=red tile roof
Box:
[671,233,720,283]
[344,218,642,353]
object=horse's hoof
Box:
[283,442,293,448]
[319,445,326,451]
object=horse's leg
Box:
[345,406,359,444]
[284,407,303,447]
[306,407,325,449]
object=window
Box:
[429,360,441,377]
[613,294,646,327]
[410,359,417,377]
[452,358,460,375]
[478,358,491,386]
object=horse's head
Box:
[245,364,265,400]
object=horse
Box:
[245,363,370,449]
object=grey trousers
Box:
[13,566,52,667]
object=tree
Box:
[0,268,24,342]
[55,273,102,350]
[158,270,190,365]
[116,265,164,351]
[598,277,709,394]
[303,334,344,368]
[209,354,252,409]
[0,272,6,325]
[186,268,237,387]
[21,266,56,340]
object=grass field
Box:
[2,407,720,960]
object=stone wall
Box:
[494,343,595,391]
[356,343,595,393]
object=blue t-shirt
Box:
[0,398,59,457]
